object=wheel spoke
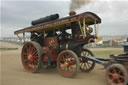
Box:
[119,75,125,79]
[67,67,71,72]
[24,59,29,62]
[87,61,92,65]
[117,79,121,84]
[113,69,117,73]
[61,56,66,62]
[63,66,67,71]
[23,52,28,55]
[25,46,29,53]
[31,46,36,53]
[69,66,73,72]
[82,63,85,69]
[65,54,69,58]
[32,51,37,56]
[86,62,91,68]
[83,51,87,56]
[80,63,84,69]
[120,77,125,82]
[84,63,87,70]
[108,72,113,76]
[27,44,31,53]
[87,52,89,56]
[24,60,30,65]
[34,59,39,64]
[65,53,70,58]
[112,78,115,83]
[61,64,65,70]
[69,65,75,72]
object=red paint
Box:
[42,47,58,62]
[88,38,95,43]
[69,11,76,16]
[42,37,58,62]
[22,42,39,72]
[43,54,48,62]
[77,38,84,42]
[106,67,125,85]
[44,37,58,48]
[42,47,49,54]
[124,62,128,70]
[58,52,76,77]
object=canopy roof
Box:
[14,12,101,35]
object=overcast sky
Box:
[1,0,128,37]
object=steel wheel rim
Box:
[106,67,125,84]
[58,52,77,77]
[22,42,39,72]
[80,50,94,71]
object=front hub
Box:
[28,54,33,61]
[112,73,119,79]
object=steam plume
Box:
[70,0,93,11]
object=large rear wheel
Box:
[57,50,80,77]
[105,64,128,85]
[79,48,96,72]
[21,41,43,73]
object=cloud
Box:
[76,1,128,36]
[1,0,70,37]
[1,0,128,37]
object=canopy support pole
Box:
[16,34,22,42]
[94,20,97,37]
[23,33,25,44]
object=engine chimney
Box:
[69,11,76,16]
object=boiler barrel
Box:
[31,14,59,25]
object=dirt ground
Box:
[0,42,109,85]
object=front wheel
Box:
[79,48,96,72]
[57,50,80,78]
[105,64,128,85]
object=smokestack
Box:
[69,11,76,16]
[70,0,93,11]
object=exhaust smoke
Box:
[70,0,94,11]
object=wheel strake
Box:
[21,42,42,73]
[105,64,128,85]
[57,50,80,77]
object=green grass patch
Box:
[90,48,123,58]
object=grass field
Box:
[89,47,123,58]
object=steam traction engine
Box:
[14,11,100,77]
[14,11,128,85]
